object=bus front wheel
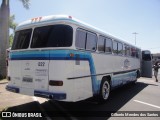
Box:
[98,79,110,103]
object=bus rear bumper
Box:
[6,85,19,93]
[34,90,66,100]
[6,85,66,100]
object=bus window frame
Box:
[30,24,73,48]
[98,35,105,53]
[117,42,123,55]
[105,37,113,54]
[75,28,97,52]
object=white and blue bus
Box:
[6,15,151,102]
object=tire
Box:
[137,70,140,78]
[98,79,110,103]
[131,72,138,85]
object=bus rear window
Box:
[12,29,32,50]
[31,25,73,48]
[142,51,151,61]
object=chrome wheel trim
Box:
[102,81,110,100]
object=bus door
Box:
[141,50,152,78]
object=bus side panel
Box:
[128,57,140,70]
[49,60,73,101]
[93,54,140,75]
[73,60,92,101]
[93,53,140,88]
[111,71,137,88]
[92,54,114,75]
[49,50,93,102]
[49,60,92,102]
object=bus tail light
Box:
[70,53,74,57]
[49,80,63,86]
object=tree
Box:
[9,15,17,47]
[9,34,13,47]
[0,0,30,79]
[10,15,17,33]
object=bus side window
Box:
[76,28,97,51]
[136,49,140,58]
[86,32,97,51]
[105,37,112,53]
[98,36,105,52]
[118,42,123,55]
[124,45,130,56]
[131,47,136,57]
[113,41,118,54]
[75,28,87,49]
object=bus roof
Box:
[16,15,140,49]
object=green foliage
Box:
[9,15,17,31]
[9,34,14,47]
[0,0,31,77]
[9,15,17,47]
[19,0,30,9]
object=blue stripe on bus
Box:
[112,71,137,88]
[10,50,100,95]
[10,51,50,60]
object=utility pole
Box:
[132,32,138,45]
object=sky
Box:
[1,0,160,53]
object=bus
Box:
[6,15,151,102]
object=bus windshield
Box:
[12,25,73,50]
[12,29,32,50]
[31,25,73,48]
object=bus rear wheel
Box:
[98,79,110,103]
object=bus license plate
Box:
[23,77,33,82]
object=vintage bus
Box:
[6,15,151,102]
